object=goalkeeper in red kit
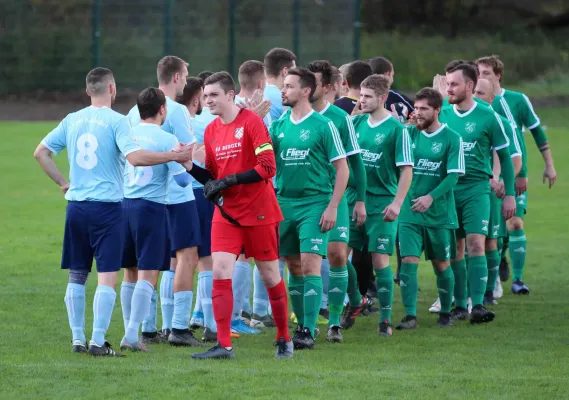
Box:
[179,72,292,360]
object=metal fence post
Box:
[292,0,300,60]
[92,0,101,68]
[163,0,173,55]
[228,0,236,76]
[353,0,361,61]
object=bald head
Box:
[474,78,495,105]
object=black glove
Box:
[203,174,238,202]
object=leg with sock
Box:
[451,259,468,312]
[141,290,158,336]
[122,280,154,350]
[485,247,500,304]
[159,270,175,332]
[66,270,89,351]
[90,284,117,348]
[303,275,323,338]
[213,279,233,348]
[241,265,252,317]
[434,263,454,327]
[120,281,136,332]
[252,265,270,317]
[374,263,393,326]
[230,260,259,334]
[509,226,528,293]
[396,261,418,330]
[466,234,495,324]
[320,258,330,313]
[288,274,305,326]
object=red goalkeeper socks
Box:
[212,279,233,348]
[267,279,291,342]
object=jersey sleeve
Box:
[324,120,346,162]
[447,135,465,175]
[114,117,140,156]
[520,94,540,130]
[342,114,360,156]
[165,136,187,176]
[504,119,522,159]
[203,126,218,180]
[395,126,414,166]
[489,112,510,151]
[170,106,196,145]
[42,118,68,155]
[247,113,273,155]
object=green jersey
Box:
[400,124,464,228]
[352,114,414,197]
[270,109,346,199]
[439,102,510,184]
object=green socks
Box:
[509,229,526,281]
[328,266,348,327]
[346,259,362,305]
[399,263,418,317]
[486,249,500,292]
[451,259,467,309]
[435,267,455,314]
[375,267,393,323]
[468,255,487,307]
[303,275,323,337]
[288,274,304,325]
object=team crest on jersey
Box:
[465,122,476,133]
[300,129,310,141]
[431,142,442,154]
[234,127,244,139]
[374,133,385,145]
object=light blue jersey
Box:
[124,123,187,204]
[190,107,217,189]
[263,84,285,129]
[235,95,271,127]
[127,96,197,204]
[42,105,140,202]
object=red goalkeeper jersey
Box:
[204,108,283,226]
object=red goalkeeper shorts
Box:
[211,222,279,261]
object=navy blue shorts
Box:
[121,199,168,271]
[167,200,201,256]
[62,201,124,273]
[193,188,214,258]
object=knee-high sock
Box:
[125,280,154,343]
[435,267,455,314]
[303,275,323,337]
[192,274,203,315]
[212,279,233,348]
[172,290,193,330]
[320,258,330,310]
[486,250,500,293]
[327,266,348,326]
[91,285,116,346]
[451,259,467,309]
[288,274,304,325]
[232,261,250,321]
[375,267,393,323]
[253,265,269,317]
[468,255,487,307]
[242,263,252,315]
[120,281,135,332]
[346,259,362,305]
[399,263,418,317]
[65,283,86,343]
[267,279,291,342]
[199,271,216,331]
[159,270,175,330]
[509,229,527,281]
[142,290,158,333]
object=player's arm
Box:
[183,128,217,184]
[171,105,197,145]
[490,113,516,219]
[343,115,367,226]
[383,127,414,221]
[33,120,69,193]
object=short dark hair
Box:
[444,59,478,74]
[415,87,443,110]
[157,56,188,85]
[346,61,373,89]
[197,70,214,83]
[447,63,478,88]
[86,67,114,95]
[331,66,343,84]
[137,87,166,120]
[238,60,265,91]
[360,74,390,97]
[306,60,333,86]
[369,57,393,75]
[204,71,236,93]
[264,47,297,78]
[176,77,203,107]
[286,67,317,99]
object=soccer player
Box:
[33,67,192,356]
[369,56,414,122]
[439,62,516,323]
[348,75,414,336]
[120,88,194,351]
[263,48,297,125]
[335,60,372,114]
[476,55,557,294]
[306,60,367,343]
[127,56,203,347]
[338,63,351,98]
[325,66,343,104]
[397,87,464,329]
[473,78,522,305]
[182,72,291,360]
[270,67,349,349]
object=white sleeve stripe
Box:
[402,127,412,164]
[172,169,187,176]
[330,154,347,162]
[511,123,522,154]
[522,94,541,127]
[123,148,141,157]
[346,115,360,152]
[41,140,59,155]
[458,138,465,172]
[396,162,414,166]
[494,143,509,151]
[500,97,517,127]
[329,121,346,157]
[345,149,361,156]
[494,112,510,149]
[527,121,540,130]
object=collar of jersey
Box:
[421,123,446,138]
[318,101,331,115]
[452,102,477,118]
[367,113,391,128]
[89,105,109,110]
[138,122,158,127]
[500,88,506,96]
[290,109,315,125]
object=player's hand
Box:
[192,144,206,164]
[203,174,238,202]
[515,176,527,197]
[490,178,505,199]
[501,195,516,220]
[320,206,338,232]
[381,201,401,222]
[250,89,264,107]
[352,201,367,227]
[253,100,271,119]
[543,164,557,188]
[351,99,363,116]
[60,182,70,194]
[406,111,417,126]
[170,144,193,163]
[390,104,399,119]
[410,195,433,213]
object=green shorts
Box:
[488,191,503,239]
[454,181,491,239]
[515,192,527,219]
[349,195,397,255]
[398,223,456,261]
[328,195,349,244]
[278,196,330,257]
